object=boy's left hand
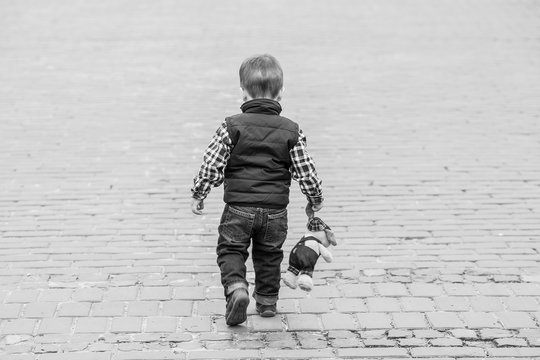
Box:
[191,198,204,215]
[305,202,322,218]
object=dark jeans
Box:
[217,204,288,305]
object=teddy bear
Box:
[282,216,337,292]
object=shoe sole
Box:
[258,309,276,318]
[226,293,249,326]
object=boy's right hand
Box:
[191,198,204,215]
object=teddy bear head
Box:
[307,217,337,247]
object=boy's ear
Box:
[241,87,251,102]
[276,87,283,101]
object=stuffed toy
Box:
[283,216,337,292]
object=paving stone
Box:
[496,312,537,329]
[366,297,401,312]
[127,301,159,316]
[172,287,205,300]
[40,289,74,302]
[57,302,92,317]
[145,316,178,332]
[430,337,463,346]
[461,312,501,329]
[285,314,321,331]
[161,300,193,316]
[298,298,331,313]
[363,269,386,277]
[510,283,540,296]
[504,297,539,311]
[392,312,428,329]
[140,286,172,301]
[321,313,357,330]
[356,313,392,330]
[331,337,363,347]
[387,329,413,338]
[434,296,470,311]
[249,314,283,332]
[105,287,139,301]
[115,351,180,360]
[179,316,212,332]
[91,302,125,317]
[237,339,266,349]
[360,329,387,339]
[5,290,39,303]
[0,355,35,360]
[411,346,485,357]
[276,299,296,314]
[374,282,409,296]
[0,304,22,319]
[37,318,73,334]
[337,347,409,358]
[426,312,464,329]
[413,329,446,338]
[363,338,396,347]
[266,332,297,348]
[0,319,37,335]
[479,328,514,340]
[494,337,529,347]
[22,302,57,318]
[297,332,327,349]
[409,283,445,297]
[196,299,226,316]
[110,317,143,333]
[443,283,477,296]
[487,348,540,357]
[75,317,108,333]
[399,338,428,347]
[340,284,374,297]
[470,296,506,311]
[39,353,112,360]
[72,288,104,302]
[188,350,260,359]
[400,297,435,312]
[475,283,513,296]
[260,348,334,359]
[333,298,368,312]
[450,329,478,339]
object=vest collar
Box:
[241,99,282,115]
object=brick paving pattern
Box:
[1,0,540,359]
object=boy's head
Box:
[239,54,283,101]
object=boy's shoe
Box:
[256,303,276,317]
[225,288,249,326]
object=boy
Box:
[191,54,323,326]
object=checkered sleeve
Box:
[290,129,324,205]
[191,121,232,200]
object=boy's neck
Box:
[243,96,280,103]
[242,88,282,103]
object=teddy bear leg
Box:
[297,273,313,292]
[282,271,298,289]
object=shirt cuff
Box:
[307,195,324,205]
[191,190,206,201]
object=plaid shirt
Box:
[192,120,323,204]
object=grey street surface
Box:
[1,0,540,359]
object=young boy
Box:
[191,54,323,326]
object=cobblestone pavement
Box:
[1,0,540,359]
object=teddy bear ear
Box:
[325,229,337,246]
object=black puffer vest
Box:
[224,99,299,208]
